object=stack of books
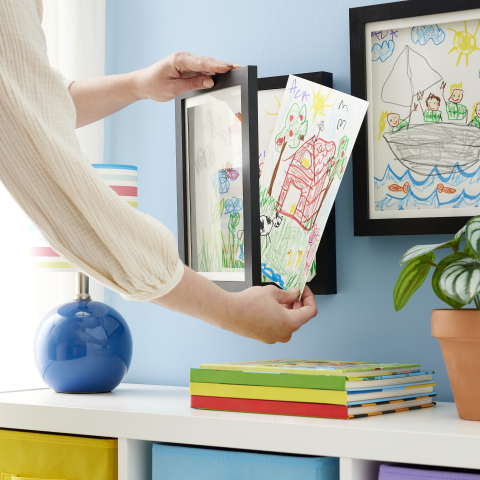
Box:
[190,360,436,419]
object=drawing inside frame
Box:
[367,9,480,221]
[257,85,331,284]
[259,75,368,292]
[186,85,245,282]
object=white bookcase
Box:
[1,384,479,480]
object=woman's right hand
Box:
[226,285,318,344]
[152,266,317,344]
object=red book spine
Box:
[191,395,349,419]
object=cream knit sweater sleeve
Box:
[0,0,184,302]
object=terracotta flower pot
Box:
[431,309,480,421]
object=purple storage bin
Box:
[379,465,480,480]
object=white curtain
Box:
[0,0,106,392]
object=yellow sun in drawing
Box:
[448,20,480,67]
[309,85,335,124]
[264,95,282,132]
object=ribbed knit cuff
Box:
[123,259,185,303]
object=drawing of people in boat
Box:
[380,46,480,177]
[386,104,418,132]
[470,102,480,129]
[417,91,443,123]
[441,82,468,122]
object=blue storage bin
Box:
[152,443,339,480]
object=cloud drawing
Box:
[371,40,395,62]
[411,24,445,46]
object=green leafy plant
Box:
[393,216,480,311]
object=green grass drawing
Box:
[197,196,244,273]
[260,185,311,289]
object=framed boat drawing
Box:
[350,0,480,236]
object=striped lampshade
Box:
[28,164,137,271]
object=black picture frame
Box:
[176,68,337,295]
[176,66,260,292]
[350,0,480,236]
[258,72,336,295]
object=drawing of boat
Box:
[384,123,480,176]
[381,46,480,176]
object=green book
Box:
[190,368,432,391]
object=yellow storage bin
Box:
[0,429,117,480]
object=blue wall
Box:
[105,0,454,401]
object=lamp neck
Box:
[75,272,92,301]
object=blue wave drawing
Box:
[372,40,395,62]
[261,263,285,289]
[376,188,480,210]
[375,163,480,190]
[375,163,480,211]
[411,24,445,46]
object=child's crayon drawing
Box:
[186,88,244,281]
[260,75,368,293]
[368,15,480,220]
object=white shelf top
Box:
[0,383,479,469]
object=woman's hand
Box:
[134,51,240,103]
[153,266,317,344]
[226,285,318,344]
[69,52,239,128]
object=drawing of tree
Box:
[268,103,308,196]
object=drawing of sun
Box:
[309,85,335,124]
[448,20,480,67]
[265,95,282,132]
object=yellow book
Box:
[191,382,345,404]
[190,382,436,405]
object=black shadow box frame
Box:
[176,66,260,292]
[176,67,337,295]
[350,0,480,236]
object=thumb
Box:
[175,75,214,96]
[276,287,301,304]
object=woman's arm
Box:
[70,52,238,128]
[153,266,318,344]
[70,52,319,342]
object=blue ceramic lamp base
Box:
[34,274,133,394]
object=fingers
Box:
[173,75,216,96]
[181,71,215,79]
[274,287,300,305]
[172,51,235,76]
[289,286,318,327]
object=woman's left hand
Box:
[134,51,240,102]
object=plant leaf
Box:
[455,224,466,240]
[465,242,475,258]
[393,252,435,312]
[439,257,480,305]
[400,241,457,266]
[465,215,480,261]
[432,253,467,309]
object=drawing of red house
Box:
[276,135,336,230]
